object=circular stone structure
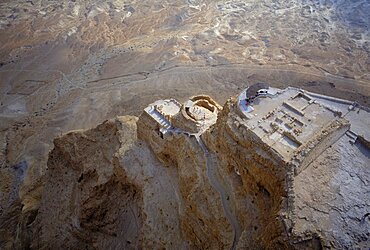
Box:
[173,95,222,133]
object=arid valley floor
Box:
[0,0,369,249]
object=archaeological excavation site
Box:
[5,84,369,249]
[136,85,370,249]
[1,1,370,249]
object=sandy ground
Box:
[0,1,369,246]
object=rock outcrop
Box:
[2,87,369,249]
[137,98,234,249]
[26,117,143,249]
[202,88,370,249]
[203,98,291,249]
[23,112,232,249]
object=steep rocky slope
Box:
[16,117,143,248]
[3,88,368,249]
[1,1,370,248]
[16,113,231,249]
[202,99,289,248]
[201,89,369,249]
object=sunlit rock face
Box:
[28,117,144,249]
[5,88,367,249]
[202,87,370,249]
[0,0,369,249]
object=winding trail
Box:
[196,135,241,250]
[165,121,241,249]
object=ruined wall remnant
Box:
[172,95,222,133]
[137,97,234,249]
[3,88,369,249]
[202,87,370,249]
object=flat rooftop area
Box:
[237,87,370,162]
[238,86,370,247]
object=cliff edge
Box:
[6,87,369,249]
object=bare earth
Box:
[0,0,369,249]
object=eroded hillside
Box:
[5,88,368,249]
[1,1,370,249]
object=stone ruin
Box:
[140,85,370,249]
[142,94,222,135]
[20,85,369,249]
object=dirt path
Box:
[196,135,241,250]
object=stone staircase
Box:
[146,106,172,129]
[345,130,357,144]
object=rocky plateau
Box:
[0,0,370,249]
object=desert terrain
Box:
[0,0,369,249]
